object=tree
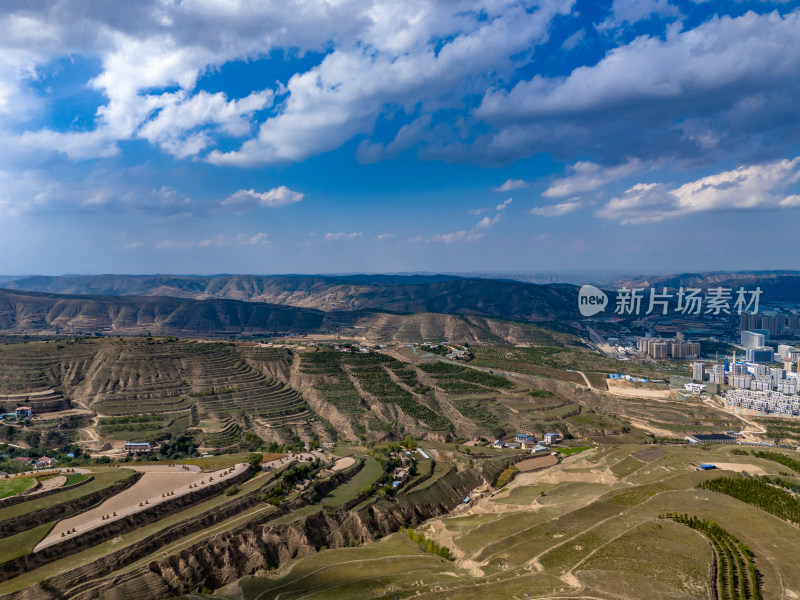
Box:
[243,432,263,452]
[248,452,263,472]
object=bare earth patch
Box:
[331,457,356,471]
[516,455,558,472]
[708,462,767,476]
[632,447,668,462]
[35,462,248,551]
[606,382,672,399]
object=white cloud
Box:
[162,232,270,248]
[496,198,512,211]
[156,239,195,249]
[220,186,304,212]
[561,29,584,51]
[376,233,395,240]
[432,230,484,244]
[529,199,583,216]
[475,10,800,164]
[207,1,573,166]
[324,232,362,241]
[0,170,193,217]
[604,0,681,27]
[494,179,527,192]
[238,232,270,246]
[543,160,643,198]
[475,213,502,229]
[198,235,227,248]
[433,198,507,242]
[597,157,800,224]
[137,90,273,158]
[124,241,143,249]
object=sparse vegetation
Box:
[664,513,761,600]
[698,476,800,526]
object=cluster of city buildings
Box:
[637,333,700,359]
[688,335,800,415]
[725,389,800,416]
[740,313,800,338]
[693,359,799,393]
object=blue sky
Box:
[1,0,799,275]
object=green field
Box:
[0,468,134,522]
[0,477,36,499]
[219,444,800,599]
[321,457,382,507]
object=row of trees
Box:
[751,450,800,473]
[663,513,760,600]
[399,527,453,560]
[698,476,800,526]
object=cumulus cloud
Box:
[529,199,583,216]
[324,232,362,241]
[603,0,681,28]
[156,239,195,249]
[496,198,512,211]
[432,230,484,244]
[0,170,193,217]
[597,157,800,224]
[474,10,800,165]
[239,232,270,246]
[432,196,509,242]
[220,186,304,212]
[494,179,527,192]
[137,90,273,158]
[543,160,643,198]
[161,232,270,248]
[207,1,573,166]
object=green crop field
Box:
[0,477,37,499]
[0,468,135,522]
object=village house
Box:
[15,406,33,419]
[124,441,155,453]
[543,432,560,445]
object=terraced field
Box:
[185,343,308,420]
[230,444,800,600]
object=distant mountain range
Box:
[1,274,576,321]
[611,270,800,301]
[1,270,796,339]
[0,286,576,343]
[0,288,325,337]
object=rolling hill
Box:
[2,274,576,321]
[0,289,325,336]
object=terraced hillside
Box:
[184,342,308,421]
[0,338,313,447]
[0,340,95,412]
[225,444,800,600]
[0,335,745,450]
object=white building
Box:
[741,331,766,349]
[692,362,705,382]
